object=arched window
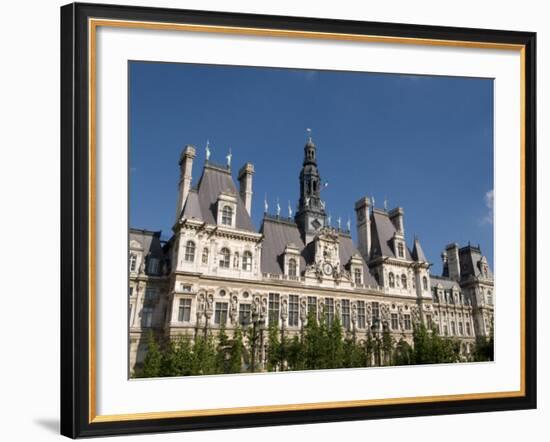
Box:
[397,243,404,258]
[389,272,395,288]
[288,258,297,277]
[233,251,240,268]
[184,240,195,262]
[422,276,428,291]
[401,274,407,288]
[354,268,362,285]
[242,251,252,271]
[219,248,231,268]
[201,247,209,264]
[129,253,137,272]
[221,205,233,226]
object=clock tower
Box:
[295,130,327,244]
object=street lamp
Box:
[371,318,381,366]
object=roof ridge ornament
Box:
[205,139,211,161]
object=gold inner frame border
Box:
[87,17,527,424]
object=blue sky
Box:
[129,61,494,275]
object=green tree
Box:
[229,326,244,373]
[139,330,162,378]
[303,311,323,370]
[192,333,217,375]
[286,335,306,371]
[267,321,281,371]
[393,338,413,366]
[473,328,494,362]
[365,332,374,367]
[215,322,230,374]
[326,316,344,369]
[343,335,365,368]
[381,326,395,366]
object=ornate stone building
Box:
[129,134,494,371]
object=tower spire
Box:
[295,131,326,243]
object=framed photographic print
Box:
[60,2,537,438]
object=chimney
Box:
[355,196,372,261]
[388,207,405,235]
[445,243,461,281]
[238,163,254,215]
[175,145,196,222]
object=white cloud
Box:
[481,189,493,224]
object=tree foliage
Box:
[132,316,486,378]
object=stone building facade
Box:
[128,135,494,371]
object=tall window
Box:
[233,252,240,269]
[144,288,157,305]
[401,274,407,289]
[451,321,456,336]
[129,253,137,272]
[307,296,317,319]
[487,290,493,305]
[128,286,133,297]
[357,301,366,329]
[141,307,153,327]
[426,314,433,330]
[214,302,228,325]
[422,276,428,291]
[389,273,395,288]
[444,325,448,336]
[178,298,192,322]
[341,299,350,330]
[184,240,195,262]
[219,248,231,268]
[466,322,471,336]
[288,295,299,327]
[372,302,380,321]
[242,251,252,271]
[404,314,412,330]
[458,322,464,336]
[147,257,159,274]
[391,313,399,330]
[221,205,233,226]
[354,268,362,285]
[288,258,297,277]
[397,243,404,258]
[324,297,334,326]
[201,247,209,264]
[268,293,280,325]
[239,303,251,326]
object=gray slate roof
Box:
[260,217,376,285]
[411,238,428,262]
[181,162,256,232]
[430,275,460,290]
[370,210,413,260]
[129,228,164,258]
[459,246,493,280]
[260,217,307,274]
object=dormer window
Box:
[397,242,405,258]
[221,205,233,226]
[216,192,238,228]
[354,268,362,285]
[129,253,137,272]
[288,258,297,277]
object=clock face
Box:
[323,262,333,275]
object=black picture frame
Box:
[60,2,537,438]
